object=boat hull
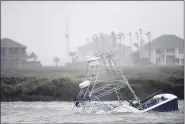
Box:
[142,94,179,112]
[151,98,178,112]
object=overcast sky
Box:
[1,1,184,66]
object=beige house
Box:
[142,35,184,65]
[1,38,27,69]
[75,34,133,65]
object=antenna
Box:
[65,18,70,61]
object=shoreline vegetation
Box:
[1,65,184,101]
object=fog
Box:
[1,1,184,66]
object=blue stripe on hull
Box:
[152,98,178,112]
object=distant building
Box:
[75,34,133,65]
[1,38,27,69]
[142,35,184,65]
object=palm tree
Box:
[29,52,38,61]
[92,35,97,54]
[128,32,132,47]
[139,29,143,59]
[100,33,104,50]
[117,33,124,51]
[122,34,125,44]
[135,32,139,51]
[53,57,60,67]
[146,31,151,61]
[139,28,142,38]
[128,32,133,65]
[122,34,125,55]
[111,31,116,51]
[93,34,98,52]
[135,32,139,41]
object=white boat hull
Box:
[72,94,178,114]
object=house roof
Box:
[1,38,27,48]
[144,35,184,49]
[78,34,130,52]
[78,41,96,52]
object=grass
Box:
[1,77,79,101]
[1,65,184,101]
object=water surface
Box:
[1,101,184,124]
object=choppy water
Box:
[1,101,184,124]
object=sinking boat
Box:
[71,50,179,114]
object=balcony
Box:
[1,53,27,59]
[166,51,175,55]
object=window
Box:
[166,48,175,52]
[156,49,161,54]
[179,49,184,54]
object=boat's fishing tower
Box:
[72,50,141,113]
